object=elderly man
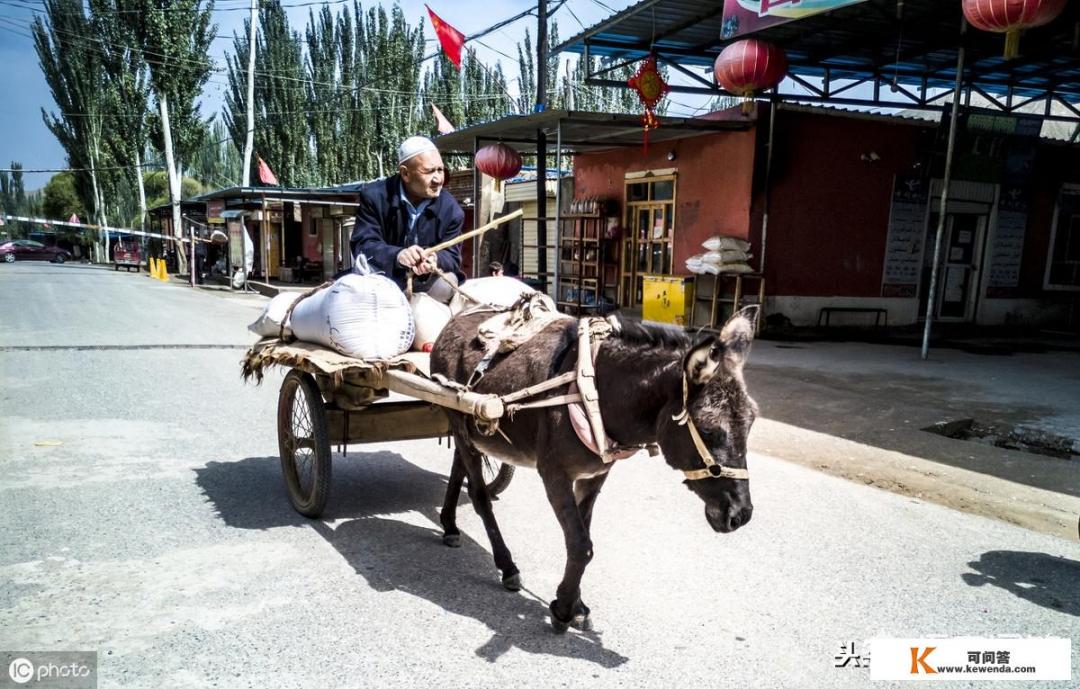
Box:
[350,136,464,302]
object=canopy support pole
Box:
[922,21,967,360]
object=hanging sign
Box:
[985,115,1040,294]
[207,199,225,224]
[881,175,929,297]
[721,0,869,39]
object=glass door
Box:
[936,214,985,320]
[920,213,986,322]
[621,174,676,307]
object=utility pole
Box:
[241,0,257,187]
[536,0,548,292]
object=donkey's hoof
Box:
[573,601,591,621]
[442,533,461,548]
[501,572,522,591]
[548,600,572,634]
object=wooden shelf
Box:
[556,214,618,315]
[690,273,765,332]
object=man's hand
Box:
[396,245,426,272]
[397,246,438,276]
[414,254,437,276]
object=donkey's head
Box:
[655,306,759,533]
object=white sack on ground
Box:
[290,273,414,358]
[249,292,302,338]
[411,293,452,351]
[701,249,751,264]
[449,276,538,315]
[685,255,707,274]
[702,235,751,253]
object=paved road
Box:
[1,263,1077,688]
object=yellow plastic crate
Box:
[642,275,694,326]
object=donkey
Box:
[429,305,759,631]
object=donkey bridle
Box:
[672,374,750,482]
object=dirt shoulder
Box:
[745,355,1080,542]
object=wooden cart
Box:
[243,339,515,518]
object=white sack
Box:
[702,249,751,264]
[685,255,707,275]
[411,293,452,351]
[248,292,302,338]
[702,235,751,253]
[717,262,755,274]
[449,276,538,315]
[290,273,414,359]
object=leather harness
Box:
[462,309,749,482]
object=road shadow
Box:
[195,452,459,529]
[195,453,629,667]
[961,550,1080,617]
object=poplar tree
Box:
[33,0,112,259]
[118,0,216,273]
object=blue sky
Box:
[0,0,651,191]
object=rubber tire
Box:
[481,458,515,497]
[3,253,14,263]
[54,254,65,264]
[277,370,332,518]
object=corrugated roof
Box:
[434,109,752,154]
[556,0,1080,107]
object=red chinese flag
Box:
[431,103,456,134]
[426,5,465,69]
[257,156,279,186]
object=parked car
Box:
[0,239,71,264]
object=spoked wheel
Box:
[477,455,514,497]
[277,370,332,517]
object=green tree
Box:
[254,0,311,187]
[0,163,30,237]
[42,172,87,221]
[33,0,113,259]
[189,119,241,190]
[306,4,342,185]
[118,0,217,272]
[143,170,206,209]
[90,0,153,231]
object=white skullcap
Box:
[398,136,438,165]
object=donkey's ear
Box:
[718,305,759,373]
[684,335,723,386]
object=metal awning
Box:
[556,0,1080,120]
[434,109,752,154]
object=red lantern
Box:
[714,39,787,113]
[475,143,522,181]
[963,0,1067,59]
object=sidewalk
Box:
[744,337,1080,541]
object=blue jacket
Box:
[349,174,465,288]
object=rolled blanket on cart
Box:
[289,273,414,358]
[449,276,541,315]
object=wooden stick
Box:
[422,208,524,256]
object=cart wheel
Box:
[277,370,332,517]
[480,456,514,497]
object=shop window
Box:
[620,171,677,306]
[1046,187,1080,290]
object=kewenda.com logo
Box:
[910,646,937,674]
